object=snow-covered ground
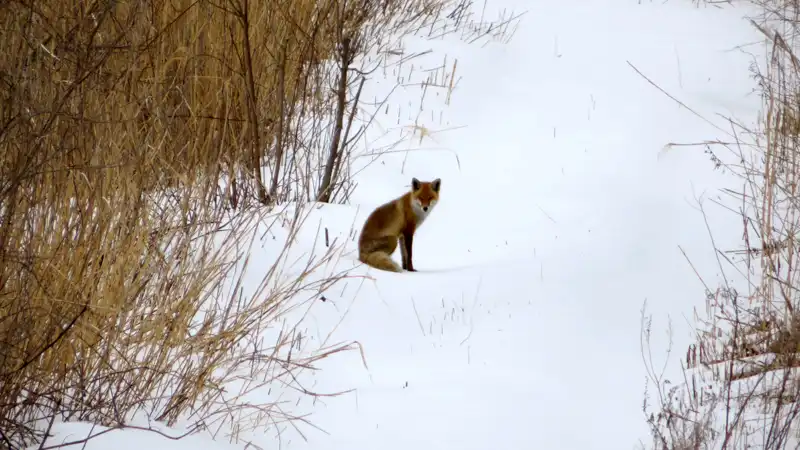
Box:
[33,1,765,449]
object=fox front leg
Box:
[399,235,409,270]
[402,231,416,272]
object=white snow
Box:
[31,1,766,449]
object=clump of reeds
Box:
[640,1,800,449]
[0,0,520,448]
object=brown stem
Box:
[269,40,289,201]
[331,75,365,202]
[239,0,269,205]
[317,36,352,203]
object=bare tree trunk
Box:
[330,76,365,201]
[269,40,289,201]
[317,36,352,203]
[239,0,270,205]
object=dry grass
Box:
[0,0,520,448]
[639,1,800,449]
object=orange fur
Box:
[358,178,441,273]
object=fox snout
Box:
[414,198,436,212]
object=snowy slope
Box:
[31,1,764,449]
[279,2,761,449]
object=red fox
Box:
[358,177,441,272]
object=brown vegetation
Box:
[641,0,800,448]
[0,0,519,448]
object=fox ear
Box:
[431,178,441,193]
[411,178,421,191]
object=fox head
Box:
[410,177,441,213]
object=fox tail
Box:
[359,251,402,273]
